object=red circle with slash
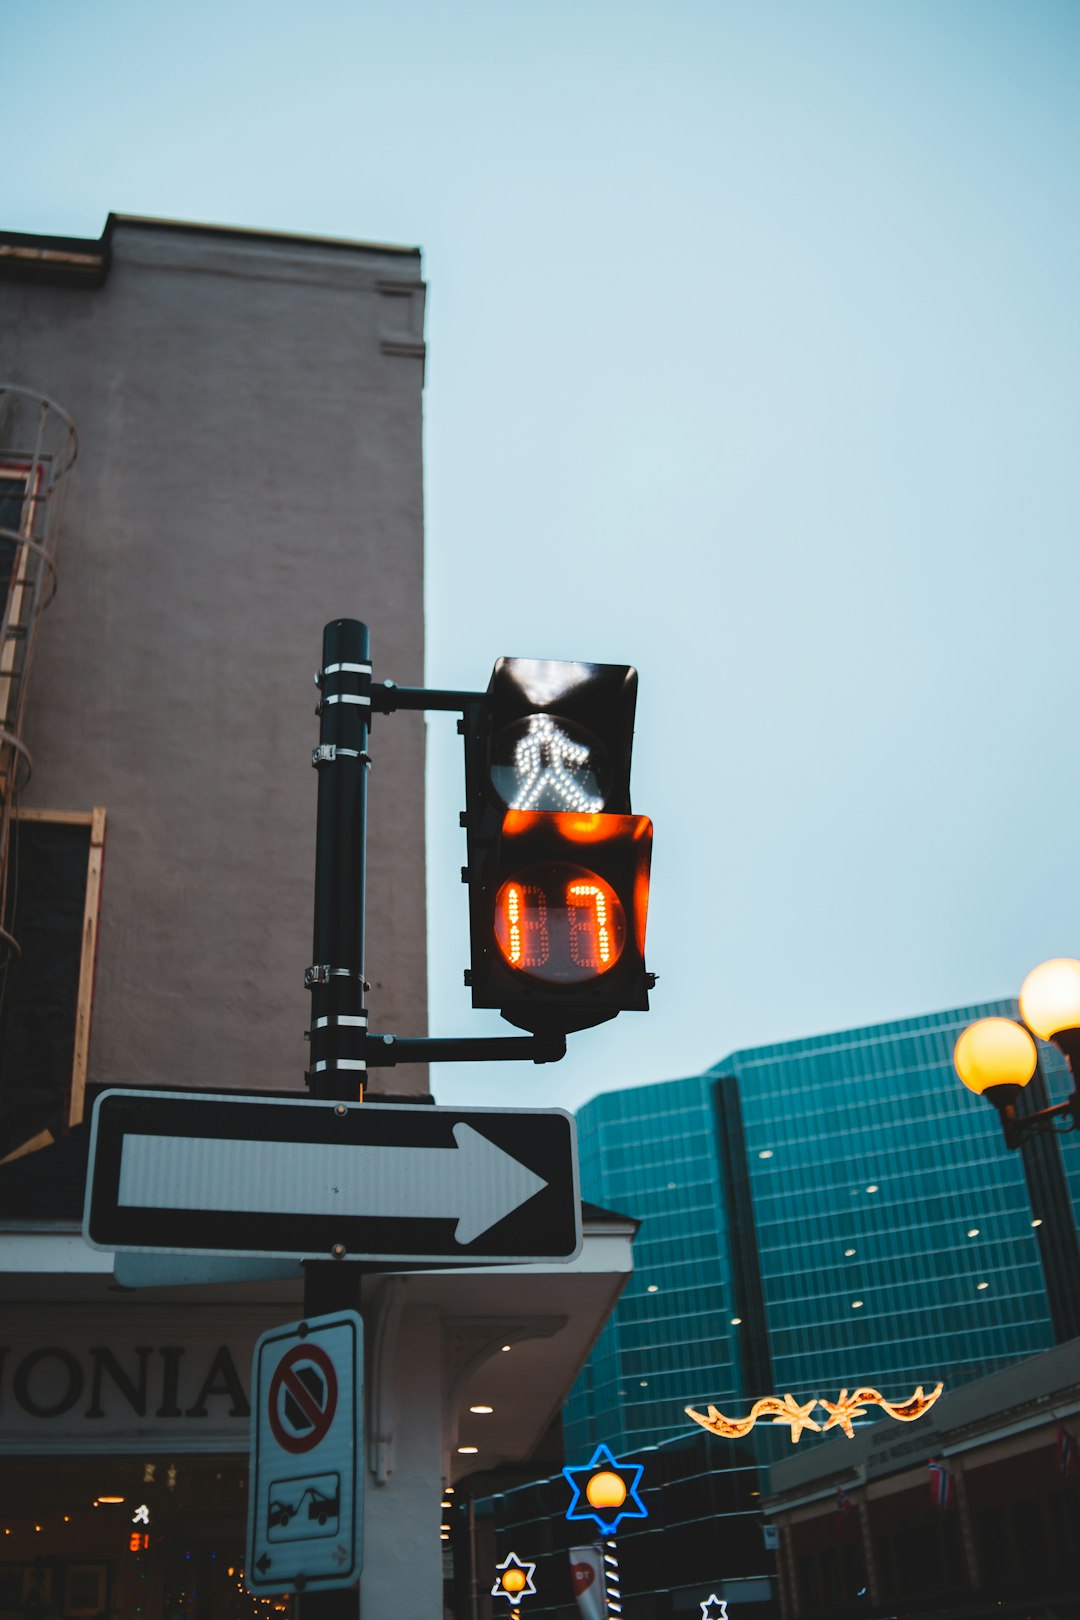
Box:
[268,1343,339,1454]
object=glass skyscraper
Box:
[565,997,1080,1458]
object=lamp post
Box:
[954,959,1080,1343]
[953,959,1080,1149]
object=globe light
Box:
[585,1471,627,1510]
[1018,958,1080,1042]
[953,1019,1037,1096]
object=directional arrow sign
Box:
[84,1090,581,1265]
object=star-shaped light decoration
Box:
[700,1596,728,1619]
[818,1389,870,1439]
[491,1552,537,1603]
[563,1443,648,1533]
[771,1392,821,1444]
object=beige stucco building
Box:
[0,215,634,1620]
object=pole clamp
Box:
[311,745,371,768]
[314,661,373,687]
[304,964,370,989]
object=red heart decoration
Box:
[571,1563,595,1593]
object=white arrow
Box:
[116,1124,548,1245]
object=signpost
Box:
[247,1311,363,1596]
[78,623,650,1617]
[84,1089,582,1266]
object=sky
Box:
[6,0,1080,1113]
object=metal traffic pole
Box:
[300,618,371,1618]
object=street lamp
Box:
[954,959,1080,1149]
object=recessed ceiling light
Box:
[501,1344,511,1352]
[1031,1218,1043,1228]
[646,1284,659,1293]
[469,1405,493,1414]
[844,1248,856,1257]
[440,1524,450,1532]
[730,1317,743,1325]
[976,1281,989,1291]
[457,1446,478,1454]
[852,1300,864,1309]
[758,1150,774,1159]
[667,1182,677,1189]
[967,1229,980,1238]
[640,1380,648,1386]
[865,1184,879,1194]
[445,1486,454,1493]
[441,1534,450,1541]
[98,1496,124,1504]
[441,1501,451,1509]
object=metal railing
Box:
[0,384,78,958]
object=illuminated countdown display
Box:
[686,1382,944,1443]
[563,1443,648,1534]
[495,862,625,982]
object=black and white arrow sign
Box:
[84,1090,581,1265]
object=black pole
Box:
[1016,1059,1080,1342]
[300,619,371,1618]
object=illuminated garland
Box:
[685,1383,943,1443]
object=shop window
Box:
[0,807,105,1162]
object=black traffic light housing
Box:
[461,658,653,1036]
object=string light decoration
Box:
[686,1383,943,1443]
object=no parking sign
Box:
[246,1310,363,1594]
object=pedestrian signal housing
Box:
[462,658,653,1035]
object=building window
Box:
[0,806,105,1161]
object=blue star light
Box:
[562,1443,648,1533]
[700,1597,728,1620]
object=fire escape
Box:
[0,384,78,959]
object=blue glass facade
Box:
[569,1075,735,1454]
[565,998,1080,1458]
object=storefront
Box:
[1,1192,638,1620]
[1,1297,288,1619]
[762,1339,1080,1619]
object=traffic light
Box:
[461,658,653,1036]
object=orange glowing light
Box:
[501,1569,527,1593]
[686,1383,943,1444]
[954,1019,1037,1094]
[585,1470,627,1509]
[495,864,625,983]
